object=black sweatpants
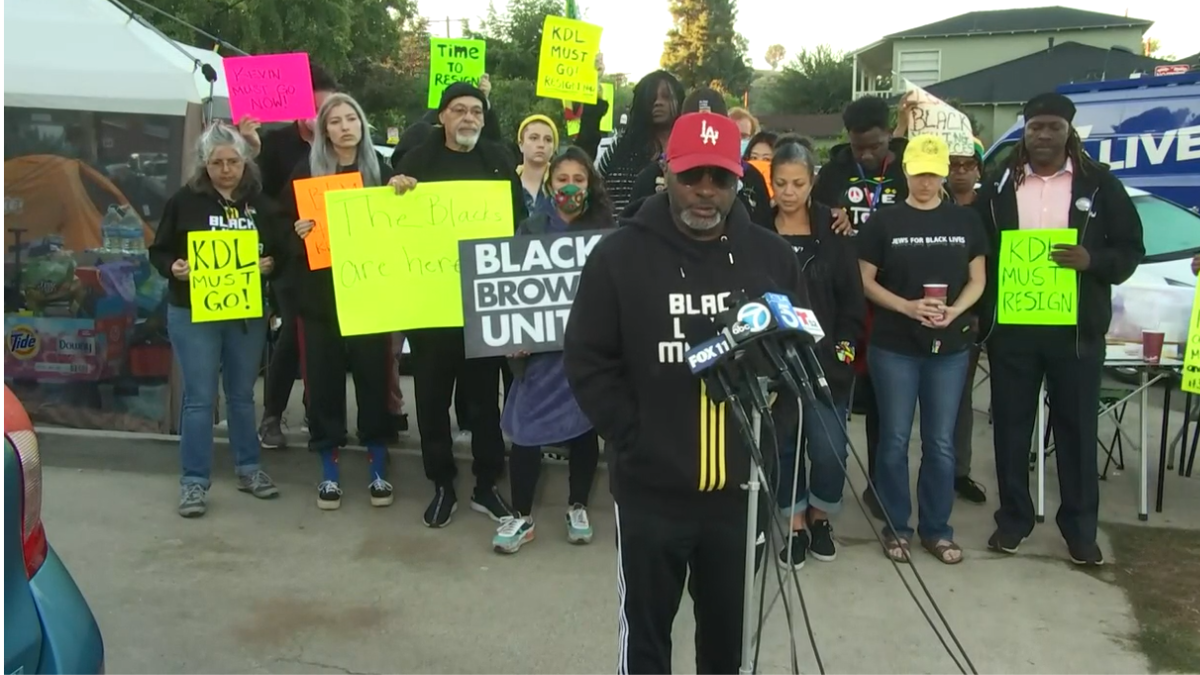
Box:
[262,288,306,420]
[615,500,746,674]
[989,330,1103,546]
[407,327,506,488]
[953,346,982,479]
[509,431,599,516]
[302,316,390,452]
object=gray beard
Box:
[454,131,480,150]
[680,210,722,232]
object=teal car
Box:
[5,386,104,674]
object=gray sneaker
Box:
[178,484,208,518]
[237,470,280,499]
[258,417,287,449]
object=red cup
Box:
[923,284,948,301]
[1142,330,1165,364]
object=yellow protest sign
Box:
[326,182,514,335]
[997,229,1078,326]
[537,16,602,104]
[1182,283,1200,394]
[428,38,486,109]
[187,230,263,322]
[599,82,615,132]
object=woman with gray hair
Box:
[767,134,866,569]
[281,92,410,511]
[149,122,288,518]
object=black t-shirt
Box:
[858,202,987,356]
[424,144,492,182]
[781,233,817,266]
[259,123,311,202]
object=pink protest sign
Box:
[223,52,316,124]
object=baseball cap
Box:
[666,113,744,178]
[903,134,950,178]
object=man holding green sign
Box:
[974,92,1144,567]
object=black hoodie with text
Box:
[563,193,811,516]
[812,137,910,235]
[149,184,286,310]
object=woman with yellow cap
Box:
[857,134,988,565]
[516,114,560,216]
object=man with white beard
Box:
[393,81,526,528]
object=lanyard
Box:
[854,155,890,211]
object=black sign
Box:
[459,230,609,358]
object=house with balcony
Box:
[852,6,1158,141]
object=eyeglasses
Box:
[676,167,738,189]
[207,158,243,169]
[448,105,485,119]
[949,161,979,173]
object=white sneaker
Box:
[566,504,593,544]
[493,516,535,554]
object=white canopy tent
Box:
[4,0,206,116]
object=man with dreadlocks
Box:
[975,92,1143,566]
[597,71,685,214]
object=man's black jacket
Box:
[974,157,1144,348]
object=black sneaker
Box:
[862,487,886,522]
[258,416,286,449]
[808,519,837,562]
[955,476,987,504]
[369,477,394,507]
[778,529,809,570]
[470,485,514,522]
[1068,541,1105,566]
[393,413,409,433]
[987,529,1025,555]
[317,480,342,511]
[423,485,457,528]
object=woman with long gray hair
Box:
[281,92,411,511]
[149,122,287,518]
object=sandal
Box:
[922,538,964,565]
[882,533,910,563]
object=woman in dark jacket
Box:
[492,146,615,554]
[768,135,866,569]
[150,122,286,518]
[283,93,408,511]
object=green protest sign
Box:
[997,228,1078,326]
[428,38,486,109]
[600,83,615,132]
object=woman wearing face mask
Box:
[492,146,615,554]
[150,123,286,518]
[744,131,778,162]
[857,135,987,565]
[516,115,560,221]
[768,136,865,568]
[283,93,411,511]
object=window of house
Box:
[898,50,941,88]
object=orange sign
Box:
[747,159,773,199]
[293,172,364,270]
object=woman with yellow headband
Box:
[516,114,560,216]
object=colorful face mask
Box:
[554,183,587,214]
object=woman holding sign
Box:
[857,134,987,565]
[492,146,615,554]
[284,93,408,511]
[149,123,286,518]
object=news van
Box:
[983,72,1200,373]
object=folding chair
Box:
[1031,385,1131,480]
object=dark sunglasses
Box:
[676,166,739,189]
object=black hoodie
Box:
[812,137,910,233]
[150,184,286,310]
[563,193,811,516]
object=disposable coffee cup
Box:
[923,284,948,302]
[1142,330,1165,364]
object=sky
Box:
[418,0,1197,81]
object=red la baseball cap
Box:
[666,112,744,178]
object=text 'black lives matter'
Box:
[459,230,610,358]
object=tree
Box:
[660,0,753,95]
[1142,37,1176,61]
[764,45,852,115]
[472,0,565,82]
[764,44,786,71]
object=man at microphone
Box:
[563,111,812,674]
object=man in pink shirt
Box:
[973,93,1144,566]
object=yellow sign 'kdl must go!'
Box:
[537,16,602,104]
[187,230,263,322]
[325,181,514,335]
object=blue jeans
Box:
[776,400,849,517]
[868,346,969,542]
[167,304,267,488]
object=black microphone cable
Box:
[798,355,979,675]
